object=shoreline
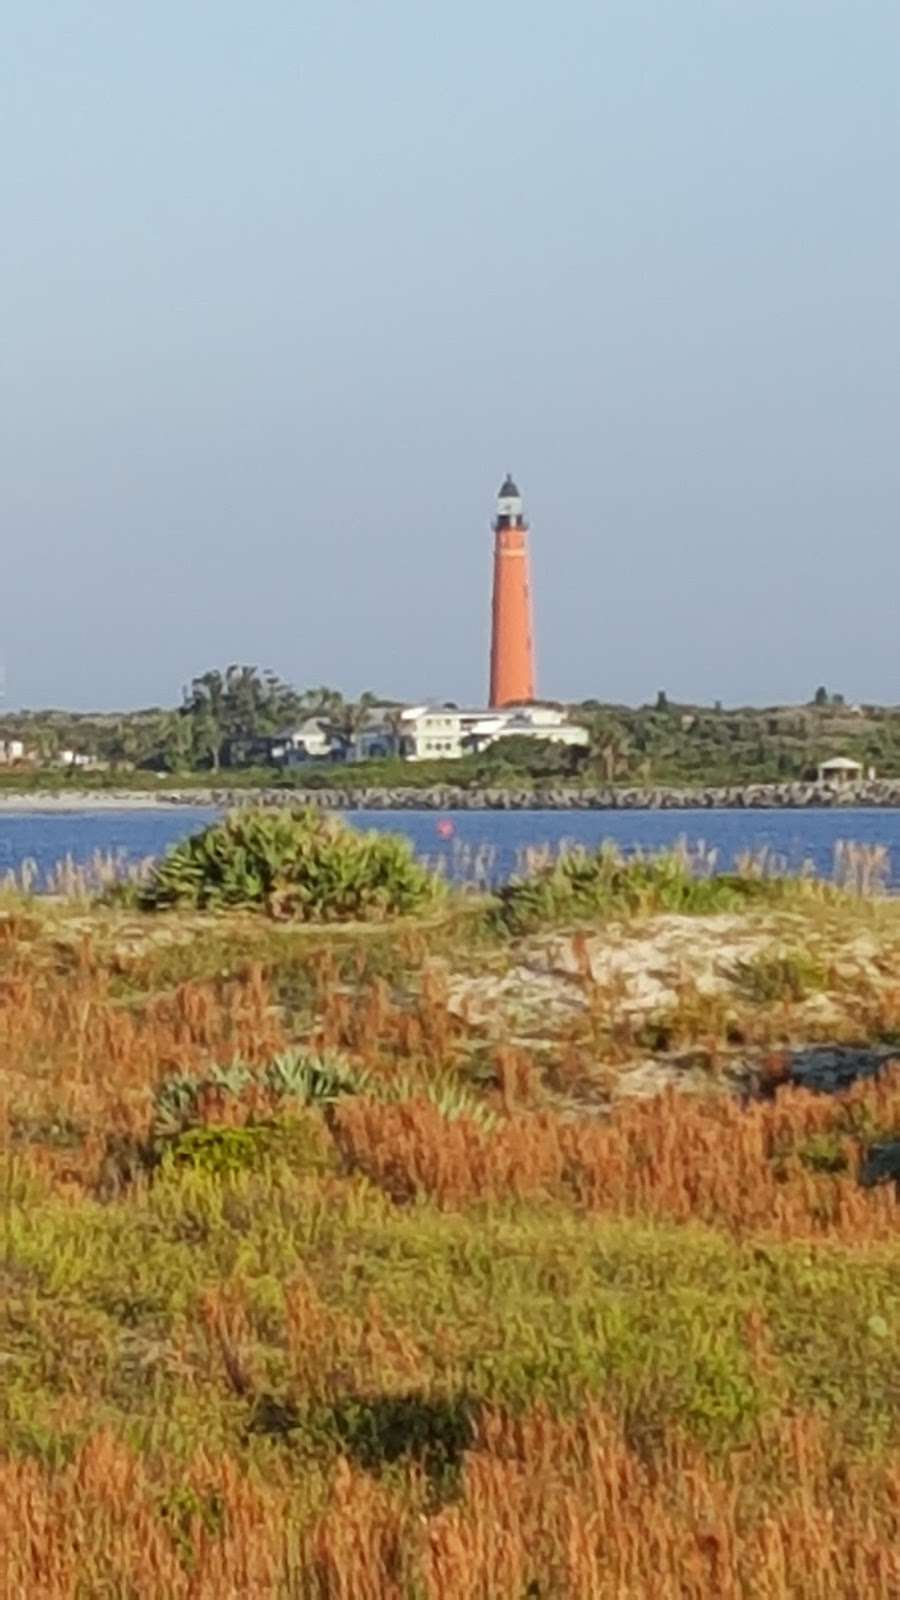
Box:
[3,780,900,814]
[0,792,215,813]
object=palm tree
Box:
[185,671,226,770]
[591,720,633,784]
[328,693,380,758]
[384,706,408,758]
[300,686,345,724]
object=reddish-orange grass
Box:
[0,1410,897,1598]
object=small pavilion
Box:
[817,756,865,786]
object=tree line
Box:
[0,669,892,785]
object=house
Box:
[270,719,339,765]
[58,750,101,770]
[0,739,25,764]
[397,707,468,761]
[227,719,341,768]
[483,706,590,753]
[817,756,866,786]
[350,727,398,762]
[352,704,590,763]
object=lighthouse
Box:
[489,474,536,707]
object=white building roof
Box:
[819,756,862,771]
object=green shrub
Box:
[159,1123,293,1176]
[496,843,776,934]
[796,1133,851,1176]
[158,1485,225,1569]
[139,808,443,920]
[160,1124,274,1176]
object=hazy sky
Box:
[3,1,900,711]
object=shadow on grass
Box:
[248,1389,478,1488]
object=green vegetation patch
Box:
[138,807,444,920]
[151,1050,498,1146]
[496,842,810,934]
[732,945,829,1002]
[159,1120,331,1178]
[2,1165,898,1472]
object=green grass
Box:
[495,843,826,935]
[2,1155,898,1475]
[731,945,829,1002]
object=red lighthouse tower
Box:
[489,474,536,707]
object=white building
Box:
[353,704,590,763]
[271,719,336,763]
[227,718,340,767]
[0,739,25,764]
[817,756,868,786]
[58,750,98,770]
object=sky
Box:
[3,0,900,712]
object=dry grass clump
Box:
[331,1078,900,1241]
[0,944,285,1188]
[1,1411,897,1598]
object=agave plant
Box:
[263,1050,370,1105]
[153,1062,257,1136]
[152,1049,367,1136]
[153,1047,497,1143]
[379,1070,499,1131]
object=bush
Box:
[496,843,772,934]
[139,808,443,920]
[157,1118,333,1177]
[160,1124,279,1176]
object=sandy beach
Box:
[0,790,216,813]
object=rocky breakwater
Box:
[176,778,900,811]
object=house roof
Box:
[819,756,862,770]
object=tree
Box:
[476,735,585,779]
[181,666,305,768]
[97,720,141,772]
[384,707,408,758]
[183,671,227,770]
[813,686,829,708]
[586,712,633,784]
[327,692,379,755]
[155,712,194,774]
[300,685,345,723]
[655,690,669,712]
[599,734,633,783]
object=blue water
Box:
[0,805,899,887]
[0,807,220,885]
